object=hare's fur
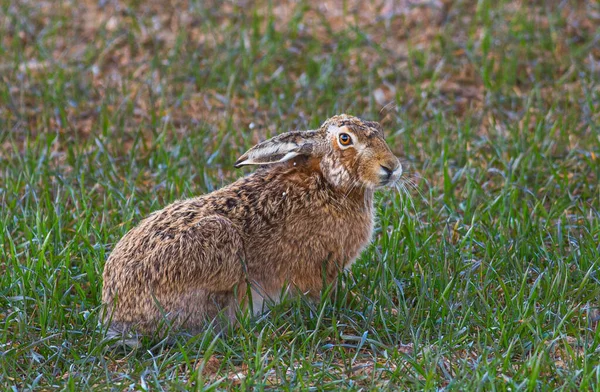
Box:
[102,114,402,336]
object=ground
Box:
[0,0,599,390]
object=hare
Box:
[102,114,402,338]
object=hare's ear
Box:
[234,130,320,167]
[364,120,384,135]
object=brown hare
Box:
[102,114,402,339]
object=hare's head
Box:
[235,114,402,189]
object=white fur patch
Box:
[393,166,403,180]
[326,124,343,134]
[250,288,267,315]
[249,285,290,316]
[320,155,351,187]
[254,143,297,156]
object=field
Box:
[1,0,599,389]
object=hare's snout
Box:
[378,160,402,187]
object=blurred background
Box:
[2,1,597,165]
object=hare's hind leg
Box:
[171,287,244,335]
[104,215,248,336]
[156,215,249,332]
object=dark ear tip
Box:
[234,157,247,168]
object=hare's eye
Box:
[339,133,352,146]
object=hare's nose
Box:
[380,165,393,180]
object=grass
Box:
[0,0,599,389]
